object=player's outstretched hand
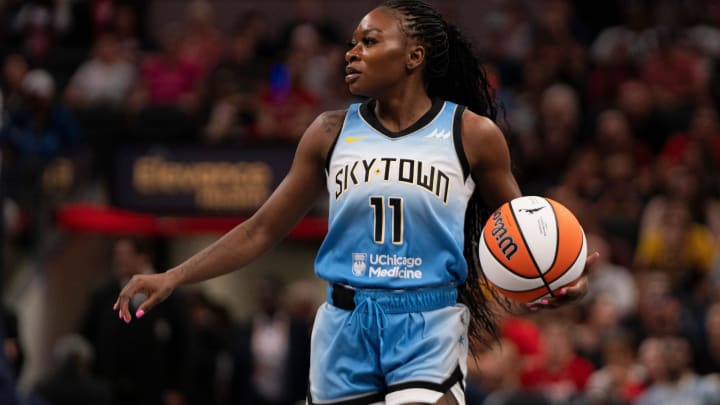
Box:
[113,272,179,323]
[526,251,600,311]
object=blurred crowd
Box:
[24,236,315,405]
[1,0,720,404]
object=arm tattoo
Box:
[321,111,344,135]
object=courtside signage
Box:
[112,145,295,216]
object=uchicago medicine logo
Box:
[351,253,423,279]
[352,253,367,276]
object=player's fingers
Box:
[583,252,601,274]
[117,274,154,323]
[525,299,547,312]
[561,276,588,300]
[115,275,144,323]
[526,276,589,311]
[134,286,173,319]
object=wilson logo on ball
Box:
[478,196,587,303]
[491,210,518,260]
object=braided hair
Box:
[382,0,508,346]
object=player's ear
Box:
[406,43,425,72]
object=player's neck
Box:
[372,92,433,133]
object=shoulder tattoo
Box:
[321,111,345,135]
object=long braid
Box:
[383,0,509,346]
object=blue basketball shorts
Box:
[307,284,469,404]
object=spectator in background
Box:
[63,30,135,175]
[2,308,23,382]
[640,162,720,264]
[684,4,720,60]
[500,315,544,374]
[475,1,532,72]
[467,338,549,405]
[642,164,715,231]
[574,293,625,368]
[283,279,324,333]
[521,318,595,403]
[591,108,654,172]
[80,237,192,405]
[200,18,265,144]
[3,0,73,63]
[110,2,147,63]
[660,104,720,175]
[276,0,344,55]
[227,9,276,60]
[635,336,720,405]
[696,301,720,375]
[640,28,705,127]
[1,53,29,116]
[634,198,716,293]
[615,79,666,153]
[0,69,79,213]
[594,153,647,266]
[126,22,204,143]
[254,30,321,143]
[128,22,203,112]
[64,31,136,110]
[185,289,233,405]
[64,0,150,49]
[516,83,582,194]
[178,0,225,78]
[589,109,654,262]
[583,233,637,318]
[0,306,20,405]
[88,0,117,37]
[545,149,603,234]
[524,0,590,93]
[280,21,350,111]
[586,1,653,108]
[31,333,112,405]
[585,330,646,404]
[623,273,703,352]
[589,0,656,67]
[636,337,666,393]
[231,275,310,405]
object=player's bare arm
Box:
[461,110,598,310]
[461,111,522,210]
[114,110,346,321]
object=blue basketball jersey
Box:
[315,99,475,289]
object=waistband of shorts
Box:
[327,283,458,314]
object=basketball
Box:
[478,196,587,303]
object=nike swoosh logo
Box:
[345,136,368,143]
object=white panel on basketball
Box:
[510,197,557,274]
[479,236,546,291]
[548,233,588,290]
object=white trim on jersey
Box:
[385,383,465,405]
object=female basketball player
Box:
[114,1,598,403]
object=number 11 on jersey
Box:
[369,196,404,245]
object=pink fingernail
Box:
[118,311,122,319]
[136,310,145,319]
[541,299,549,305]
[560,288,568,295]
[124,316,130,324]
[113,303,117,310]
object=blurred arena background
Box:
[2,0,720,404]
